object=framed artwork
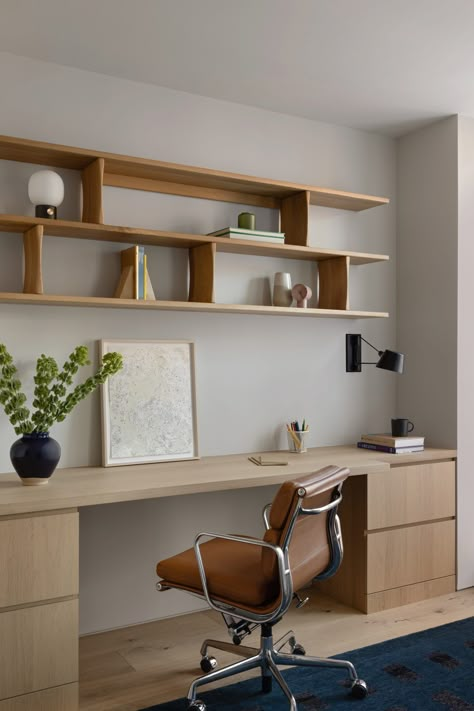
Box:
[100,339,198,466]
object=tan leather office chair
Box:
[156,465,368,710]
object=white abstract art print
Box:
[100,340,198,466]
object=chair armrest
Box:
[262,503,272,530]
[263,488,341,529]
[300,489,342,515]
[193,531,292,623]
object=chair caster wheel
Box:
[200,655,218,673]
[292,643,306,655]
[188,701,206,711]
[232,634,241,645]
[351,679,368,699]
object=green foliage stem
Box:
[0,344,122,435]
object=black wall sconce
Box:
[346,334,404,373]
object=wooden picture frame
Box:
[100,339,198,466]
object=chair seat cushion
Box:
[156,537,279,608]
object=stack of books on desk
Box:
[357,433,425,454]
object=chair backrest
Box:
[262,465,349,595]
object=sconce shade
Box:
[346,334,404,374]
[28,170,64,219]
[376,349,404,373]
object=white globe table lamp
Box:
[28,170,64,219]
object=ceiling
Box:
[1,0,474,137]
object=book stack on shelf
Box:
[357,433,425,454]
[115,246,156,300]
[207,227,285,244]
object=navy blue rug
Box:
[142,617,474,710]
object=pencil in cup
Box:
[286,427,309,453]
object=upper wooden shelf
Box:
[0,215,388,266]
[0,134,389,211]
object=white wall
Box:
[457,116,474,589]
[397,117,458,448]
[0,53,397,633]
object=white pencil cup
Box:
[287,429,309,454]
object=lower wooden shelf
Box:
[0,292,388,318]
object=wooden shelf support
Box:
[23,225,44,294]
[189,243,216,303]
[318,255,349,310]
[280,190,310,246]
[81,158,104,224]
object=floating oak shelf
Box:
[0,134,389,211]
[0,292,388,318]
[0,215,389,265]
[0,134,390,317]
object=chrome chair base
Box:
[188,627,368,710]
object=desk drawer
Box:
[0,599,78,699]
[367,519,455,594]
[0,512,78,608]
[0,683,78,711]
[367,462,455,530]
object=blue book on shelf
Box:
[138,246,145,299]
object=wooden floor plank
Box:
[79,587,474,711]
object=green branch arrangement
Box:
[0,344,123,435]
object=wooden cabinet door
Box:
[0,684,78,711]
[0,512,78,608]
[367,461,455,530]
[367,519,455,593]
[0,600,78,699]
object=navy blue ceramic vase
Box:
[10,433,61,486]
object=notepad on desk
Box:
[248,456,288,466]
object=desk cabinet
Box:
[315,460,456,613]
[0,511,79,709]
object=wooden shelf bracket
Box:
[81,158,104,224]
[188,243,216,303]
[318,255,350,310]
[23,225,44,294]
[280,190,310,246]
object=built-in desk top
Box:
[0,445,456,516]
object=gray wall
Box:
[397,117,458,448]
[397,116,474,589]
[457,115,474,589]
[0,53,397,633]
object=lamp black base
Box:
[35,205,57,219]
[346,334,361,372]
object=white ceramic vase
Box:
[273,272,292,307]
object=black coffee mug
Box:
[391,418,414,437]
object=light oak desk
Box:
[0,445,456,710]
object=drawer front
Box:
[367,519,455,594]
[367,461,455,530]
[0,683,78,711]
[0,512,78,608]
[0,600,78,699]
[365,575,456,614]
